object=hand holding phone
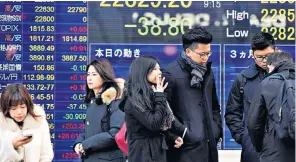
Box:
[12,136,33,149]
[22,134,33,140]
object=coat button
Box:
[204,139,209,142]
[203,120,206,123]
[199,102,202,106]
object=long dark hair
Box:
[0,83,39,119]
[84,59,120,104]
[125,56,159,110]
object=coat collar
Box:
[241,63,266,79]
[0,105,45,131]
[101,87,117,105]
[99,78,125,105]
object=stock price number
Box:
[29,25,55,32]
[24,83,54,91]
[67,7,87,13]
[62,35,87,42]
[63,113,86,120]
[70,94,85,101]
[70,65,87,72]
[29,45,55,52]
[33,64,54,71]
[70,84,86,91]
[70,74,87,81]
[37,103,54,110]
[67,104,87,110]
[136,17,192,36]
[35,16,55,23]
[35,6,55,12]
[57,133,81,140]
[46,113,54,120]
[61,152,79,159]
[23,74,55,81]
[48,123,54,129]
[29,35,54,42]
[69,45,87,52]
[100,0,192,8]
[30,93,54,101]
[62,55,87,62]
[69,26,87,33]
[261,0,295,4]
[261,9,295,22]
[261,27,295,41]
[50,133,55,139]
[29,54,54,62]
[62,123,85,129]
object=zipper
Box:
[202,71,212,142]
[279,107,282,122]
[23,147,26,162]
[20,128,26,162]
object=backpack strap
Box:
[238,73,247,95]
[269,70,290,80]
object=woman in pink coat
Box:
[0,83,53,162]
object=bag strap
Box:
[270,70,290,80]
[239,74,247,95]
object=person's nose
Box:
[158,70,162,76]
[16,108,22,115]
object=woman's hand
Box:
[74,143,86,158]
[174,137,183,148]
[74,143,81,155]
[152,77,168,93]
[74,143,85,156]
[79,143,85,155]
[12,136,32,149]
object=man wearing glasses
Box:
[162,27,222,162]
[225,32,276,162]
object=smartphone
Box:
[22,134,33,139]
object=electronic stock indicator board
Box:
[0,1,295,161]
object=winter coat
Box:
[225,64,265,162]
[0,105,54,162]
[247,62,295,162]
[121,91,186,162]
[162,57,223,162]
[74,86,125,162]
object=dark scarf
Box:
[14,120,24,127]
[181,51,207,88]
[161,101,174,131]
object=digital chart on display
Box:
[0,1,295,161]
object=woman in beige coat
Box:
[0,83,53,162]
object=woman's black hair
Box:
[125,55,159,110]
[84,59,120,104]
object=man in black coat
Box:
[224,32,275,162]
[162,27,222,162]
[247,51,295,162]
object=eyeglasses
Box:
[254,55,268,62]
[190,49,212,59]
